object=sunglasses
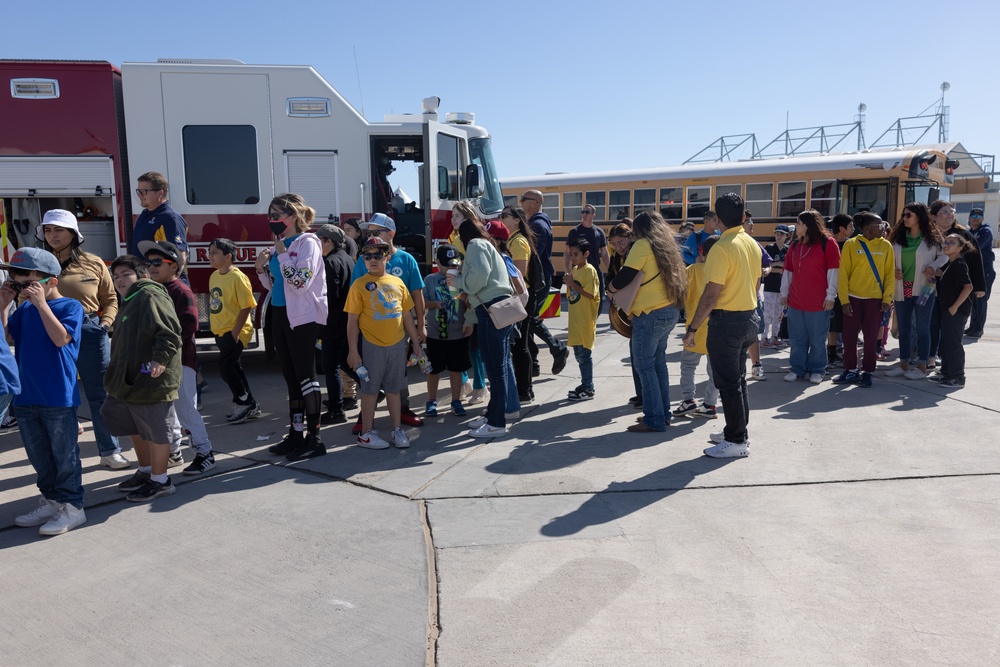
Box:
[366,228,389,236]
[901,212,914,218]
[942,240,959,247]
[519,196,540,204]
[582,210,595,215]
[970,215,983,219]
[362,253,385,261]
[146,257,176,267]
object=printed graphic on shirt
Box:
[209,287,223,314]
[282,265,314,289]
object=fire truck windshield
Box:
[469,137,504,215]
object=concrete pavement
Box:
[1,311,998,666]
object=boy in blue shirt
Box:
[1,248,85,536]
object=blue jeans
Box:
[475,304,514,428]
[896,295,935,364]
[786,307,831,376]
[78,317,120,456]
[628,336,642,401]
[573,345,594,391]
[18,405,84,508]
[631,305,679,431]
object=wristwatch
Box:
[687,325,697,334]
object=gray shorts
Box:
[360,337,407,395]
[100,396,176,444]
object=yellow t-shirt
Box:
[447,230,465,255]
[344,273,414,347]
[703,226,762,312]
[623,238,673,316]
[209,267,257,346]
[684,263,709,355]
[567,262,600,348]
[509,232,530,263]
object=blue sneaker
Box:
[425,401,438,417]
[451,400,466,416]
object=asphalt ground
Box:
[1,310,998,666]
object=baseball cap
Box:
[0,246,61,277]
[359,212,396,233]
[436,243,463,267]
[315,224,346,244]
[138,240,181,263]
[362,237,390,251]
[486,221,510,241]
[775,224,792,234]
[970,208,984,216]
[35,209,85,246]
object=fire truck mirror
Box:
[466,164,484,199]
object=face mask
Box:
[269,221,289,236]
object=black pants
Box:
[511,295,536,395]
[706,310,759,444]
[321,337,360,410]
[939,306,971,380]
[272,306,323,432]
[215,333,254,404]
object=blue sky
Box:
[8,0,999,181]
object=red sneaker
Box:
[400,407,424,427]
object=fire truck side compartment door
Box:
[285,151,340,224]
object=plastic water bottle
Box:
[356,365,370,382]
[916,277,936,306]
[409,350,431,375]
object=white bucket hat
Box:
[36,209,85,245]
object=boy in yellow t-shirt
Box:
[208,239,260,424]
[345,237,420,450]
[564,239,600,400]
[673,236,719,420]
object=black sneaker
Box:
[672,399,698,417]
[832,370,860,384]
[341,397,359,411]
[518,391,535,404]
[126,478,176,502]
[568,386,595,400]
[552,348,569,375]
[117,470,151,492]
[0,412,16,429]
[268,430,304,455]
[285,434,326,462]
[228,401,260,425]
[858,372,873,388]
[320,408,347,425]
[183,452,217,476]
[167,451,184,468]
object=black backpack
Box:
[514,231,549,314]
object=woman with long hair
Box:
[38,209,128,468]
[607,211,687,432]
[446,219,515,437]
[886,202,945,379]
[452,202,487,404]
[606,221,643,407]
[255,193,328,460]
[500,205,539,403]
[779,210,841,383]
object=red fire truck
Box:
[0,58,505,328]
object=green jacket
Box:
[104,279,182,404]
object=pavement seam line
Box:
[419,500,441,667]
[408,442,490,500]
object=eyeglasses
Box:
[135,188,161,196]
[362,253,385,261]
[267,211,290,221]
[145,257,176,267]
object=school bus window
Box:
[809,180,836,217]
[609,190,631,221]
[687,186,711,220]
[563,191,583,223]
[634,188,656,216]
[746,183,774,219]
[586,191,607,222]
[717,184,741,199]
[542,193,560,221]
[182,125,260,205]
[777,181,807,218]
[659,187,683,220]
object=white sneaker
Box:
[710,431,751,445]
[390,427,410,449]
[100,452,131,470]
[704,440,750,458]
[468,415,488,429]
[885,367,906,377]
[38,503,87,536]
[461,379,474,399]
[783,372,799,382]
[809,373,824,384]
[751,364,766,380]
[468,423,506,438]
[904,368,926,380]
[15,497,62,527]
[357,429,390,450]
[468,388,487,405]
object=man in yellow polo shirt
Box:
[682,193,762,458]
